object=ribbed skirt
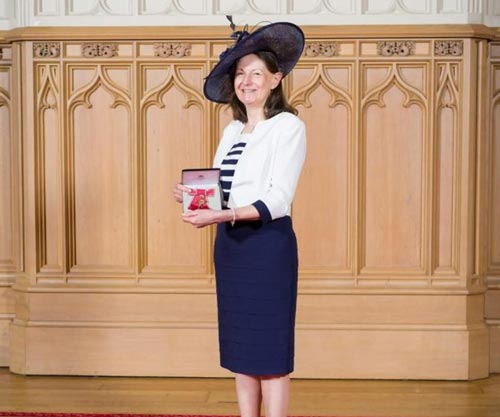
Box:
[214,216,298,376]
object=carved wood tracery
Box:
[0,67,14,274]
[66,65,132,273]
[81,43,119,58]
[435,40,464,56]
[138,64,209,276]
[19,35,480,289]
[488,63,500,274]
[360,63,428,274]
[290,64,354,275]
[304,42,339,57]
[0,85,9,107]
[377,41,416,56]
[33,43,61,58]
[153,43,192,58]
[34,64,62,273]
[432,62,461,274]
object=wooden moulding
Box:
[0,24,498,42]
[8,321,489,379]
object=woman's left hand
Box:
[182,209,227,228]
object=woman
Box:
[173,19,306,417]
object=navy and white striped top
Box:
[219,135,249,204]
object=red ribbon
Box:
[187,188,215,210]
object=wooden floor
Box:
[0,368,499,417]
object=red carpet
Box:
[0,414,233,417]
[0,413,406,417]
[0,413,438,417]
[0,413,331,416]
[0,414,203,417]
[0,413,430,417]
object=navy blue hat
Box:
[203,18,305,104]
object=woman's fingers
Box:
[182,213,205,228]
[181,209,218,228]
[173,183,192,203]
[176,184,191,192]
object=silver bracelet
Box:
[230,207,236,226]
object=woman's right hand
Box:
[173,183,191,204]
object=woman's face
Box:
[233,53,282,110]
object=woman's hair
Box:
[226,50,298,123]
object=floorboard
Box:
[1,369,499,417]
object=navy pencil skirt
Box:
[214,216,298,376]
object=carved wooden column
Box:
[0,40,18,366]
[486,41,500,372]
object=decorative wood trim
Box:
[153,42,191,57]
[304,42,339,57]
[10,319,487,332]
[434,40,464,56]
[431,62,461,275]
[11,280,486,295]
[0,74,9,107]
[33,42,61,58]
[0,64,16,275]
[0,45,12,61]
[473,40,489,279]
[2,25,498,42]
[377,41,415,56]
[81,42,119,58]
[487,63,500,275]
[34,64,64,274]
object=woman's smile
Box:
[234,54,282,108]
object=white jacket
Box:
[213,112,306,222]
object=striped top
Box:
[219,135,249,204]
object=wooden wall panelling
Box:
[18,40,38,288]
[433,61,460,276]
[10,37,225,376]
[0,45,15,277]
[457,38,490,377]
[66,62,135,278]
[291,48,355,284]
[138,60,212,283]
[35,62,64,279]
[5,27,495,379]
[486,41,500,373]
[0,42,17,365]
[360,60,428,277]
[459,39,478,286]
[474,40,489,281]
[288,36,489,379]
[470,38,492,374]
[10,40,52,373]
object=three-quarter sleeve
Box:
[252,118,306,222]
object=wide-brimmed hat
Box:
[203,18,305,103]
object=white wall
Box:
[1,0,499,30]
